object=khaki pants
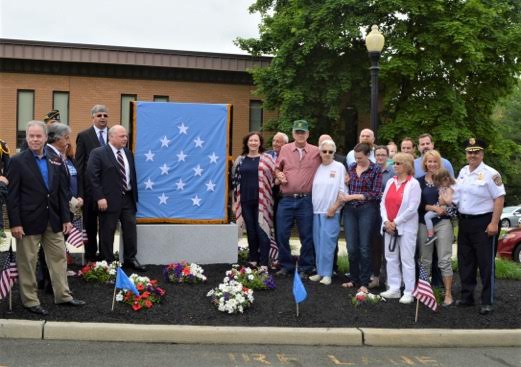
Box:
[16,225,72,307]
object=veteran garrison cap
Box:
[465,138,487,152]
[43,110,60,123]
[292,119,309,132]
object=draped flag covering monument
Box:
[130,102,237,264]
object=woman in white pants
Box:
[380,153,421,304]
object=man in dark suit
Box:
[87,125,145,271]
[76,105,109,262]
[7,120,85,315]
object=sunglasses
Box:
[96,113,108,118]
[321,150,334,154]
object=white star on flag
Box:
[144,150,155,162]
[144,178,154,190]
[158,193,169,205]
[191,195,202,206]
[176,178,186,191]
[205,180,216,192]
[160,163,170,175]
[208,152,219,164]
[177,122,189,135]
[160,136,171,148]
[193,165,203,176]
[193,136,204,148]
[177,150,188,162]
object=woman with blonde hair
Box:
[380,152,421,304]
[417,150,455,306]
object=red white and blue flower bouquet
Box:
[224,264,276,290]
[116,274,166,311]
[163,261,207,284]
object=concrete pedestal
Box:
[129,223,238,265]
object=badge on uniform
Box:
[493,174,503,186]
[477,172,484,181]
[330,170,336,178]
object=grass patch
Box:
[337,255,349,274]
[495,258,521,280]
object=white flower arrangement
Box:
[207,279,254,314]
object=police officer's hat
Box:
[43,110,61,123]
[465,138,487,152]
[292,119,309,132]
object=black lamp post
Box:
[365,25,385,138]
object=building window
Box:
[53,91,69,124]
[153,95,169,102]
[249,100,263,131]
[17,89,35,148]
[121,94,137,130]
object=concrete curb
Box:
[44,323,362,345]
[361,328,521,347]
[1,320,520,347]
[0,319,44,339]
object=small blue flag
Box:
[292,268,307,304]
[115,267,140,296]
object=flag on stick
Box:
[0,244,17,300]
[413,263,438,313]
[293,265,307,316]
[115,267,140,296]
[66,217,84,248]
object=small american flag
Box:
[0,245,17,300]
[413,263,438,311]
[66,217,85,248]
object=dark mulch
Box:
[1,263,519,329]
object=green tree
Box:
[237,0,521,176]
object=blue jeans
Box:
[313,213,340,277]
[344,202,378,287]
[276,196,315,272]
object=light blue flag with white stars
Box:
[134,102,229,222]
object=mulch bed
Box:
[1,263,519,329]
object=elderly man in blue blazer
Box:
[7,120,85,316]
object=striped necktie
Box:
[116,150,127,191]
[98,130,105,146]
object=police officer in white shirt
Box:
[454,138,505,315]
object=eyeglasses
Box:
[321,150,334,154]
[96,113,108,118]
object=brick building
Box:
[0,38,277,157]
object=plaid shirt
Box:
[347,161,382,206]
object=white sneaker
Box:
[399,294,414,304]
[309,274,321,282]
[380,289,401,299]
[319,276,331,285]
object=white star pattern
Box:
[205,180,216,192]
[177,122,189,135]
[158,193,169,205]
[191,195,202,206]
[177,150,188,162]
[160,136,171,148]
[208,152,219,164]
[193,136,204,148]
[144,150,155,162]
[144,177,154,190]
[160,163,170,175]
[176,178,186,191]
[193,165,203,176]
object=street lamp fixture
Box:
[365,25,385,138]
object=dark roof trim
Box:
[0,38,271,73]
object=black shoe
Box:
[455,299,474,307]
[479,305,493,315]
[124,258,146,271]
[25,305,49,316]
[275,268,290,277]
[58,298,86,307]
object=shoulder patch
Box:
[493,174,503,186]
